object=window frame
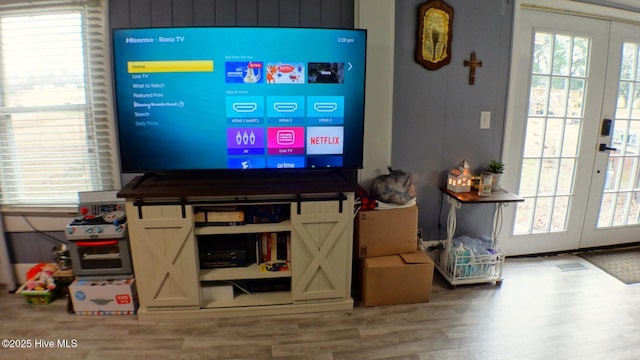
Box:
[0,0,120,210]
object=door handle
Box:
[598,143,618,152]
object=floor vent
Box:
[555,262,588,271]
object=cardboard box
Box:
[355,206,418,258]
[69,278,137,315]
[361,251,434,307]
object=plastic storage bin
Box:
[21,290,55,304]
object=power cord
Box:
[21,215,67,245]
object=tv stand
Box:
[117,175,358,319]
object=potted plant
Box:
[486,160,505,191]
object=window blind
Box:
[0,0,119,207]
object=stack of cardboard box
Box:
[354,206,434,307]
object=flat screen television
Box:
[111,27,367,174]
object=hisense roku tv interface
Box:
[111,27,367,172]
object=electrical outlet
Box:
[480,111,491,129]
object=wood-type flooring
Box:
[1,254,640,359]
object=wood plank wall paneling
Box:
[320,0,341,28]
[236,0,259,26]
[279,0,301,27]
[193,0,216,26]
[109,0,131,29]
[257,0,279,27]
[173,0,195,26]
[129,0,152,28]
[300,0,321,27]
[151,0,173,27]
[340,0,354,27]
[215,0,238,26]
[109,0,354,29]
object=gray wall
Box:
[392,0,513,240]
[6,232,66,265]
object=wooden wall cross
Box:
[463,51,482,85]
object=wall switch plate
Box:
[480,111,491,129]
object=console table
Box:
[435,187,524,287]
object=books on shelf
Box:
[259,232,290,271]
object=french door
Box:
[580,21,640,248]
[502,5,640,255]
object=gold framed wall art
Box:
[416,0,454,70]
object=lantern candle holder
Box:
[447,160,472,193]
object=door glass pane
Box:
[621,43,636,80]
[571,37,589,77]
[553,35,571,75]
[617,82,632,119]
[516,31,589,234]
[549,77,568,117]
[533,33,553,74]
[529,77,549,116]
[543,118,563,157]
[538,159,559,195]
[598,193,615,227]
[569,79,585,117]
[551,196,570,232]
[613,193,631,226]
[620,157,638,191]
[514,200,534,235]
[562,120,580,156]
[597,41,640,228]
[519,159,540,196]
[557,159,575,194]
[523,118,544,156]
[532,197,553,233]
[630,192,640,223]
